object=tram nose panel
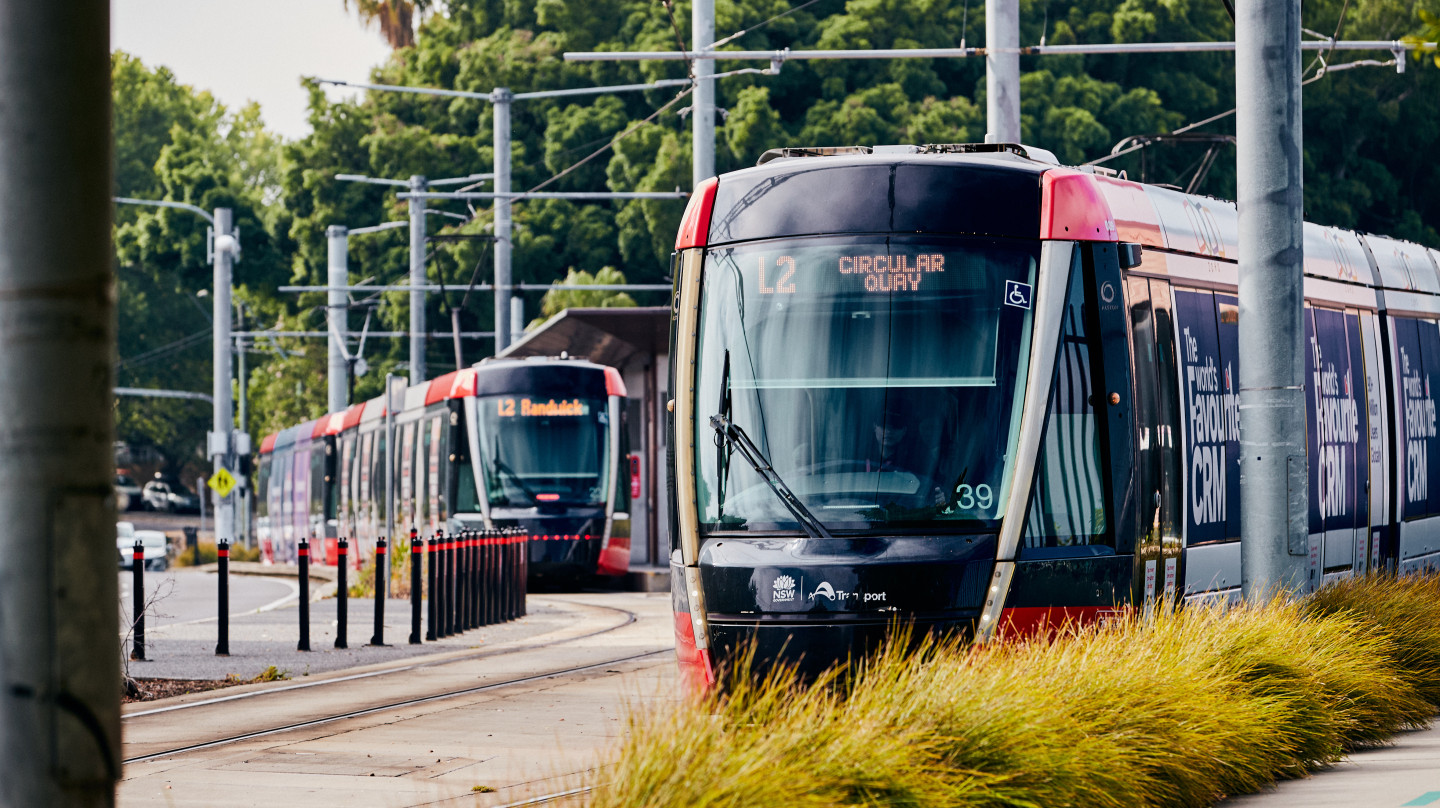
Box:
[698,534,997,616]
[697,535,996,677]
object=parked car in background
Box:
[114,475,142,511]
[117,525,170,570]
[142,479,199,513]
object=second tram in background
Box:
[254,356,633,585]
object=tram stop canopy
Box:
[496,306,672,586]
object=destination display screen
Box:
[492,397,591,418]
[695,234,1038,532]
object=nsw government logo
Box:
[772,574,797,603]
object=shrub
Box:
[591,576,1440,808]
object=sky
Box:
[111,0,395,141]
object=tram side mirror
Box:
[1119,242,1144,269]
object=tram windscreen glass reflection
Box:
[696,235,1038,532]
[475,395,611,507]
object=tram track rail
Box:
[123,596,670,766]
[124,648,669,765]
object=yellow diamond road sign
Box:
[208,468,237,498]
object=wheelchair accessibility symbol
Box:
[1004,280,1033,310]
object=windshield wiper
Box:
[709,412,834,539]
[492,455,543,504]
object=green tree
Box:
[532,267,638,328]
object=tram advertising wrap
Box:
[255,356,631,584]
[666,142,1440,690]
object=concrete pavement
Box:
[1223,721,1440,807]
[119,591,676,807]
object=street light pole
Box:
[212,207,238,546]
[493,89,514,353]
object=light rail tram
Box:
[255,356,633,584]
[666,142,1440,687]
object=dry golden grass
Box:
[592,575,1440,808]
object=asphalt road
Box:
[118,567,294,633]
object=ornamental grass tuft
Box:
[591,575,1440,808]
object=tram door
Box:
[1127,278,1184,605]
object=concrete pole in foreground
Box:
[213,207,236,546]
[985,0,1021,143]
[408,176,427,384]
[0,3,120,804]
[492,89,513,354]
[1237,0,1308,599]
[692,0,716,186]
[327,225,349,413]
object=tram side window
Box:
[1173,289,1239,545]
[429,415,444,527]
[1023,255,1111,552]
[1306,307,1367,535]
[1394,317,1440,519]
[310,444,325,528]
[255,458,270,519]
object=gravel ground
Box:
[122,590,566,682]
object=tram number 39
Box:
[955,483,994,510]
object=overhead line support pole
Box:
[0,2,119,803]
[693,0,716,186]
[327,225,349,413]
[985,0,1021,142]
[493,88,513,354]
[408,176,427,384]
[1238,0,1308,598]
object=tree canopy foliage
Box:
[113,0,1440,465]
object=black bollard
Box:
[469,530,480,629]
[475,530,486,628]
[130,539,145,661]
[409,528,422,644]
[456,531,469,633]
[370,536,387,646]
[444,530,456,637]
[519,528,528,618]
[505,529,516,622]
[216,539,230,656]
[426,533,438,641]
[335,537,349,649]
[487,530,498,626]
[435,530,447,638]
[297,538,311,651]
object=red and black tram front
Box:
[455,358,631,584]
[669,146,1138,688]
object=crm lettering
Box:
[1183,327,1239,527]
[1310,334,1361,522]
[1401,347,1437,505]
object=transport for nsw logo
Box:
[772,574,797,603]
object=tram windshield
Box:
[695,235,1038,533]
[474,394,611,507]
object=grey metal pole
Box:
[1237,0,1308,599]
[0,2,119,803]
[327,225,349,412]
[236,304,249,548]
[985,0,1021,143]
[493,89,513,354]
[384,373,397,599]
[213,208,236,547]
[510,295,524,346]
[692,0,716,186]
[408,177,427,384]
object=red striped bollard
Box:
[426,532,438,641]
[370,536,387,646]
[215,539,230,656]
[519,528,528,617]
[444,530,457,637]
[335,537,349,649]
[475,530,486,627]
[506,529,518,622]
[488,529,500,626]
[130,539,145,661]
[297,538,311,651]
[409,528,422,644]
